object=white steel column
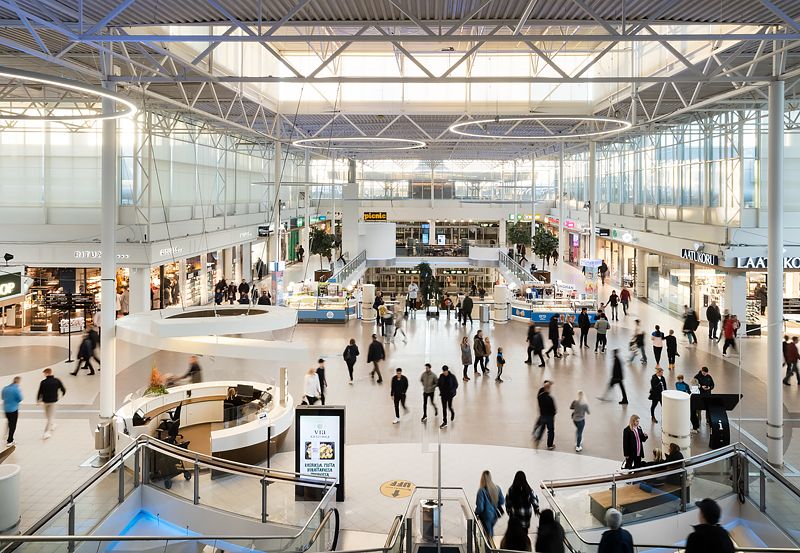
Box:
[588,142,597,261]
[304,151,311,271]
[724,272,747,321]
[530,156,536,240]
[128,267,150,314]
[273,138,282,266]
[767,78,784,466]
[100,52,117,420]
[558,146,565,272]
[342,159,359,259]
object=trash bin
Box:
[480,304,491,323]
[0,464,20,533]
[420,499,441,542]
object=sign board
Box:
[681,249,719,266]
[595,227,610,237]
[363,211,387,222]
[295,406,346,501]
[59,317,85,334]
[736,256,800,270]
[258,224,270,237]
[0,272,21,300]
[380,480,416,498]
[437,235,446,245]
[580,258,603,268]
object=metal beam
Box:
[306,26,369,78]
[387,0,436,36]
[264,0,311,36]
[82,0,138,36]
[444,0,496,36]
[760,0,800,33]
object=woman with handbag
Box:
[475,470,505,537]
[622,414,648,469]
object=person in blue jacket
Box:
[2,376,23,446]
[475,470,505,537]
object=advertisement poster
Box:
[295,406,345,501]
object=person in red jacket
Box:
[721,316,738,356]
[783,336,800,385]
[619,287,631,316]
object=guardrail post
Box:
[759,469,766,513]
[405,516,413,553]
[134,447,140,488]
[466,518,473,553]
[611,480,617,510]
[193,455,200,505]
[261,476,269,522]
[680,468,688,512]
[118,459,125,503]
[67,500,75,553]
[142,446,150,485]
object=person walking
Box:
[684,498,735,553]
[367,334,385,384]
[382,305,395,343]
[528,326,546,367]
[238,279,250,303]
[420,364,439,422]
[461,293,474,325]
[597,509,633,553]
[629,320,647,365]
[407,281,419,317]
[783,336,800,385]
[475,470,505,537]
[37,368,65,439]
[182,355,202,384]
[561,316,576,355]
[545,316,561,358]
[316,359,328,405]
[495,347,506,382]
[594,313,610,353]
[473,330,487,374]
[506,470,540,529]
[303,367,321,405]
[534,509,565,553]
[393,314,408,343]
[501,518,532,552]
[722,315,738,356]
[666,329,679,371]
[390,368,409,424]
[483,335,492,375]
[706,301,721,340]
[607,291,620,321]
[649,368,667,423]
[2,376,22,446]
[651,325,665,368]
[460,336,473,381]
[599,349,628,404]
[622,414,648,469]
[71,334,96,376]
[577,308,591,348]
[598,261,609,285]
[619,287,631,316]
[683,309,699,345]
[343,339,359,384]
[533,380,557,450]
[437,365,458,428]
[570,390,590,452]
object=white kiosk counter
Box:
[115,381,294,466]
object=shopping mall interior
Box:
[1,1,800,552]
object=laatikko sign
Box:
[736,256,800,269]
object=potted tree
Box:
[531,226,559,282]
[415,262,441,318]
[506,221,532,261]
[310,227,336,281]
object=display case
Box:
[510,297,598,325]
[745,298,761,336]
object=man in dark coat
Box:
[684,499,734,553]
[600,349,628,404]
[436,365,458,428]
[577,308,591,348]
[545,316,561,358]
[649,367,667,423]
[367,334,385,384]
[390,368,409,423]
[461,294,473,325]
[705,301,721,340]
[533,380,557,449]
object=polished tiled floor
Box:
[1,261,798,536]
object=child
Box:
[495,347,506,382]
[675,374,691,394]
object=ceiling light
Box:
[448,116,631,140]
[0,67,137,121]
[291,137,427,151]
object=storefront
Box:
[596,234,637,288]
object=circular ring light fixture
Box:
[292,137,427,151]
[448,116,631,140]
[0,67,137,121]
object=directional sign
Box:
[580,258,603,268]
[380,479,416,498]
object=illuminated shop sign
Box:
[595,227,610,237]
[736,256,800,269]
[0,273,20,299]
[363,211,387,222]
[681,249,719,266]
[73,251,131,260]
[258,224,270,237]
[159,247,183,257]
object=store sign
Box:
[0,273,20,299]
[736,256,800,269]
[681,249,719,266]
[239,231,253,239]
[159,247,183,257]
[564,220,576,229]
[73,251,130,260]
[363,211,387,222]
[258,224,270,237]
[595,227,610,237]
[545,216,560,226]
[295,406,346,501]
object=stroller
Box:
[149,406,193,489]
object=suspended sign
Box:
[580,258,603,268]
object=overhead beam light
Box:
[291,137,427,151]
[448,116,631,140]
[0,67,137,121]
